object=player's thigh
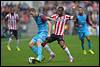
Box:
[85,31,90,40]
[13,30,18,40]
[78,32,85,40]
[57,35,65,45]
[46,34,56,43]
[32,32,47,46]
[37,32,50,43]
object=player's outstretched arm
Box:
[72,15,78,27]
[47,21,52,37]
[86,15,96,29]
[46,17,56,22]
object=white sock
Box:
[8,38,12,46]
[64,47,72,58]
[16,39,19,48]
[44,44,54,54]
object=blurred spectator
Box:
[20,2,29,11]
[96,24,99,36]
[95,11,99,36]
[96,11,99,25]
[1,1,99,38]
[87,4,93,12]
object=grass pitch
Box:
[1,35,99,66]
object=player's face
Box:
[57,8,63,16]
[30,10,36,17]
[79,8,83,14]
[11,8,14,13]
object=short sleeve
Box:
[51,14,57,20]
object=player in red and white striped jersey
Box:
[42,7,74,62]
[6,14,18,30]
[5,7,20,51]
[51,14,73,36]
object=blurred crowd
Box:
[1,1,99,38]
[42,1,99,35]
[1,2,31,38]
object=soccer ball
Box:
[28,57,36,64]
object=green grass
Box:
[1,35,99,66]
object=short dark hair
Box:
[58,6,64,11]
[30,8,36,12]
[79,6,83,9]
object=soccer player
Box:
[42,7,74,62]
[5,7,20,51]
[74,7,95,55]
[29,8,54,62]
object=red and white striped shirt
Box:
[5,13,19,30]
[51,14,73,36]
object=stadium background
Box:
[1,1,99,38]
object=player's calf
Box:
[41,41,47,47]
[29,41,38,56]
[59,41,66,49]
[59,41,74,62]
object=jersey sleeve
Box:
[50,14,57,20]
[65,15,73,20]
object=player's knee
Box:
[29,44,32,48]
[36,41,41,47]
[86,37,90,41]
[9,37,12,41]
[16,36,18,40]
[59,41,64,45]
[87,39,90,42]
[16,39,19,42]
[59,41,66,49]
[16,38,18,40]
[41,42,47,47]
[81,39,84,43]
[29,41,34,48]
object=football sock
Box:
[16,39,19,48]
[32,46,38,56]
[44,44,54,54]
[37,45,42,61]
[81,44,84,50]
[81,40,84,50]
[8,38,12,46]
[87,40,91,49]
[64,47,72,58]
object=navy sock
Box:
[87,40,91,49]
[81,40,84,50]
